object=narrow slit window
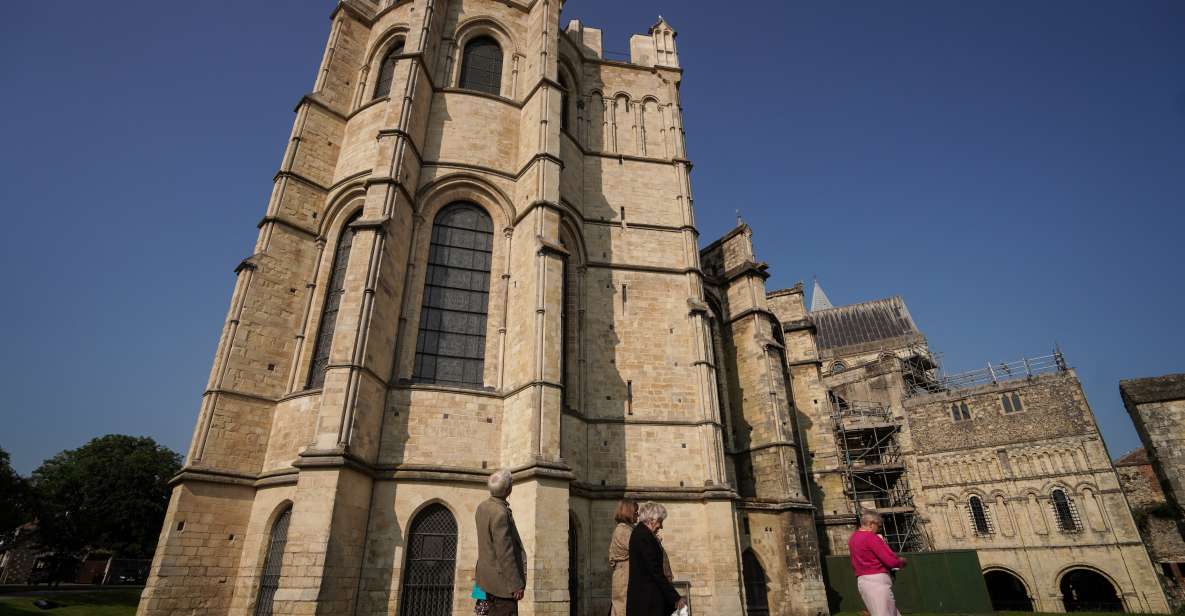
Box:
[306,212,361,389]
[559,73,571,131]
[1011,392,1023,412]
[413,203,493,387]
[1002,395,1014,414]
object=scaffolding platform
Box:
[831,400,929,553]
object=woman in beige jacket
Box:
[608,500,638,615]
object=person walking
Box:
[849,510,907,616]
[475,469,527,616]
[608,500,638,615]
[626,502,686,616]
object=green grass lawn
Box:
[0,588,141,616]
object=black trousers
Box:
[489,596,519,616]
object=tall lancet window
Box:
[559,236,572,409]
[414,203,493,386]
[254,506,291,616]
[742,549,771,616]
[306,212,361,389]
[458,36,502,95]
[558,72,572,131]
[373,40,404,99]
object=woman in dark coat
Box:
[626,501,686,616]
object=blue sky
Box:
[1,1,1182,474]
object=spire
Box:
[810,277,833,312]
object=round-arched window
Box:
[398,504,458,616]
[969,495,993,535]
[459,36,503,95]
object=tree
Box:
[31,435,181,558]
[0,446,33,534]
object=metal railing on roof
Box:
[904,348,1067,397]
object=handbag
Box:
[472,584,491,615]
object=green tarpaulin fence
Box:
[822,550,994,614]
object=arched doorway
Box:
[1061,568,1123,612]
[742,549,770,616]
[398,504,458,616]
[984,569,1032,611]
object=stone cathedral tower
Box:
[138,2,826,615]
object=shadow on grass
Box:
[0,588,142,616]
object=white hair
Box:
[860,509,883,527]
[637,501,668,525]
[488,469,513,497]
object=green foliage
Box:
[31,435,181,558]
[0,589,141,616]
[0,446,34,534]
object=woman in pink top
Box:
[848,511,907,616]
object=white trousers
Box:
[857,573,902,616]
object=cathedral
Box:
[138,2,1169,615]
[139,1,823,615]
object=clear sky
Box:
[1,1,1182,475]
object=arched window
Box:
[707,306,733,445]
[373,40,404,99]
[969,496,993,535]
[458,36,503,95]
[254,506,291,616]
[306,212,361,389]
[1011,392,1023,413]
[951,401,971,421]
[413,203,493,386]
[831,361,846,374]
[559,235,572,409]
[742,549,770,616]
[558,73,571,131]
[1051,489,1080,533]
[398,504,458,616]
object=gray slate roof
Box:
[811,296,921,352]
[1120,373,1185,405]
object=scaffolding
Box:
[903,347,1067,398]
[831,398,929,553]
